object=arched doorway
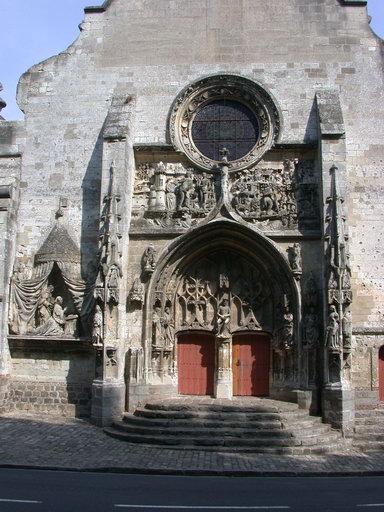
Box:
[177,332,215,396]
[232,332,270,396]
[379,346,384,401]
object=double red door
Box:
[379,346,384,401]
[178,332,215,396]
[232,334,270,396]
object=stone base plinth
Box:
[215,379,233,399]
[322,387,355,437]
[91,379,125,427]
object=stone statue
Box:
[216,298,231,338]
[165,179,177,211]
[177,171,195,210]
[288,243,302,273]
[326,305,340,352]
[152,305,163,347]
[107,265,120,304]
[162,306,175,349]
[281,308,294,350]
[34,295,67,336]
[36,284,55,328]
[129,278,145,305]
[143,244,157,273]
[92,305,103,347]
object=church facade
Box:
[0,0,383,437]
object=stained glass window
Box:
[191,99,260,162]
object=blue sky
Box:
[1,0,383,121]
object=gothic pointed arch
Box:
[144,220,301,387]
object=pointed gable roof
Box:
[35,224,80,265]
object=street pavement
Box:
[1,412,384,476]
[0,469,384,511]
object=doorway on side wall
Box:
[379,346,384,401]
[232,332,270,397]
[177,332,215,396]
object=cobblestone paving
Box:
[1,412,384,475]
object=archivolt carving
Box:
[150,249,295,349]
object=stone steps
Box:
[353,405,384,451]
[105,397,345,454]
[125,413,323,431]
[113,420,332,439]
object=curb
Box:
[1,464,384,478]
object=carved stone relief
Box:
[132,162,217,230]
[230,159,319,231]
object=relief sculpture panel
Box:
[131,158,319,234]
[230,159,319,231]
[131,162,217,230]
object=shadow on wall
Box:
[7,348,95,418]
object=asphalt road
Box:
[0,469,383,511]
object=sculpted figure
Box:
[152,305,163,347]
[107,265,120,304]
[288,243,302,273]
[162,306,175,349]
[36,285,55,327]
[177,171,195,210]
[165,179,177,211]
[143,244,157,273]
[326,305,340,351]
[282,308,294,350]
[35,295,66,336]
[197,173,211,209]
[216,298,231,338]
[129,278,145,304]
[92,305,103,347]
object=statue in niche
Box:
[281,307,294,350]
[303,307,319,348]
[129,278,145,305]
[216,298,231,338]
[288,243,302,273]
[152,304,163,347]
[107,264,120,304]
[342,310,352,351]
[326,305,340,352]
[162,306,175,349]
[34,296,67,336]
[143,244,157,273]
[177,171,195,211]
[92,305,103,347]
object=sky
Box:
[0,0,383,121]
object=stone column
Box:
[215,335,233,399]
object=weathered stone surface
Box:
[0,0,383,448]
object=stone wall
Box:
[8,348,95,417]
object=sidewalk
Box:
[1,412,384,476]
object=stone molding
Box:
[169,75,280,172]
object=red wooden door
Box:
[379,346,384,401]
[233,334,270,396]
[178,332,215,396]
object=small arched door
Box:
[232,332,270,396]
[379,346,384,401]
[177,332,215,396]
